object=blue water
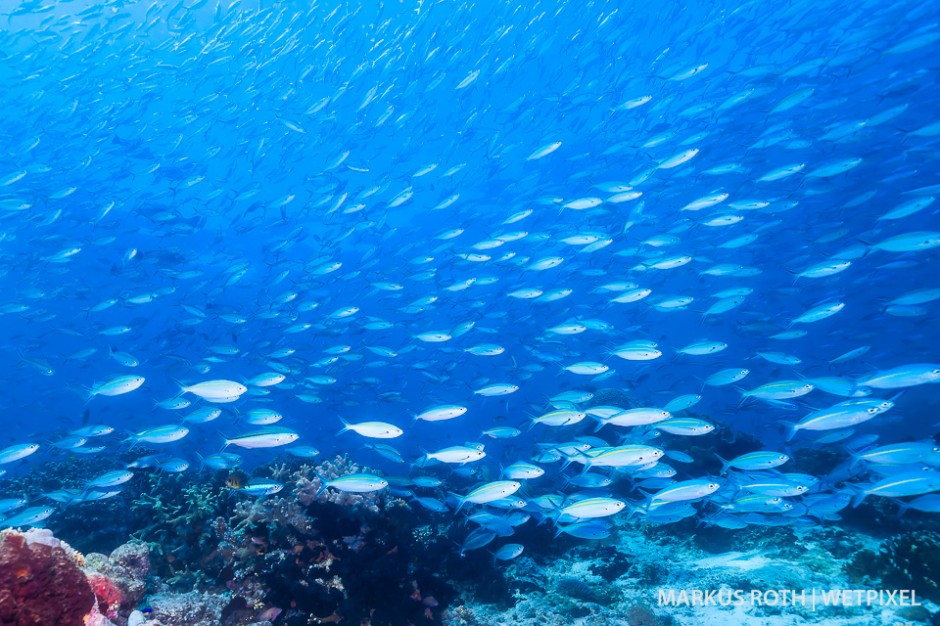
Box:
[1,0,939,569]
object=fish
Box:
[0,443,40,465]
[316,473,389,496]
[179,379,248,402]
[222,428,299,450]
[2,506,56,528]
[423,446,487,465]
[556,497,626,520]
[526,141,562,161]
[87,375,146,400]
[414,405,468,422]
[857,364,940,389]
[125,425,190,447]
[718,452,790,473]
[338,419,404,439]
[0,0,937,588]
[453,481,522,511]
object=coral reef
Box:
[877,531,940,603]
[2,444,939,626]
[442,520,934,626]
[842,530,940,606]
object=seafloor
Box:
[1,453,938,626]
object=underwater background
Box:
[1,0,939,624]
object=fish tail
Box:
[846,483,867,508]
[545,509,561,526]
[315,472,329,499]
[734,387,749,408]
[781,421,798,442]
[216,431,231,454]
[558,453,577,472]
[715,453,731,475]
[892,498,910,518]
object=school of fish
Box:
[0,0,939,557]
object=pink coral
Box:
[87,572,124,620]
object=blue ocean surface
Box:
[0,0,939,625]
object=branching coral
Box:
[230,495,315,535]
[291,454,384,511]
[131,474,227,540]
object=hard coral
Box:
[878,530,940,603]
[0,528,95,626]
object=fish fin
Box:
[450,491,467,513]
[846,483,868,508]
[715,453,731,474]
[781,422,798,442]
[559,450,585,472]
[891,498,911,518]
[315,472,329,499]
